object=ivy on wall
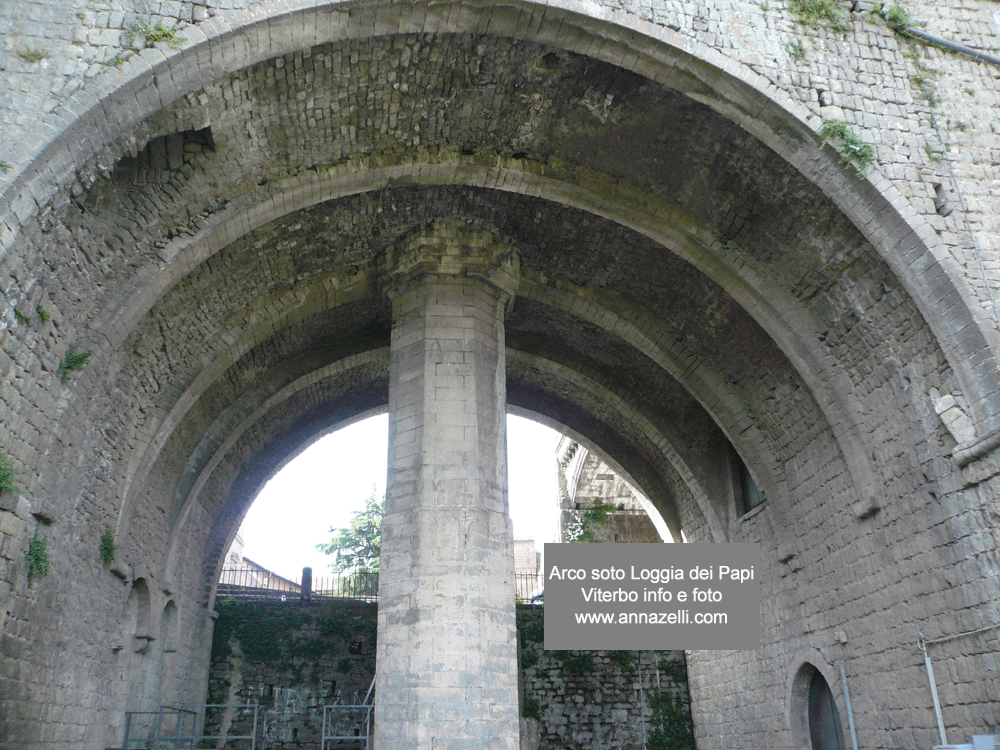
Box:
[212,599,374,663]
[515,604,695,748]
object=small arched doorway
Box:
[807,667,847,750]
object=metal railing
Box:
[217,567,378,602]
[311,570,379,600]
[322,676,376,749]
[515,572,543,603]
[123,703,261,749]
[218,566,542,604]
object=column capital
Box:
[381,220,521,309]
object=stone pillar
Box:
[375,222,520,750]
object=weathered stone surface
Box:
[378,223,520,749]
[1,0,999,748]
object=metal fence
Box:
[515,572,543,603]
[322,676,376,749]
[123,699,378,750]
[216,567,379,602]
[311,571,379,600]
[123,703,261,749]
[219,567,542,603]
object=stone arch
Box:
[4,0,999,458]
[105,579,153,747]
[3,0,999,746]
[126,579,153,651]
[511,406,672,543]
[788,658,849,750]
[84,153,908,579]
[178,340,730,606]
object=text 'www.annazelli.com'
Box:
[574,611,728,625]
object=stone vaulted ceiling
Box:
[53,33,944,558]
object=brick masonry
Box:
[0,0,998,748]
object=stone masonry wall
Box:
[207,600,378,748]
[3,0,1000,319]
[2,0,1000,748]
[206,601,694,750]
[517,606,693,750]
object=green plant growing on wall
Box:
[516,606,544,644]
[17,48,48,63]
[608,649,637,680]
[100,529,118,565]
[35,305,51,323]
[658,657,689,685]
[566,499,613,542]
[522,695,541,721]
[212,600,369,663]
[14,307,31,325]
[871,2,921,35]
[26,533,50,587]
[128,22,186,49]
[647,691,695,750]
[909,69,941,107]
[57,344,93,382]
[553,650,595,673]
[520,647,539,671]
[0,452,17,495]
[785,39,806,61]
[820,120,874,176]
[788,0,850,32]
[0,161,11,174]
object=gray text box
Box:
[543,543,760,650]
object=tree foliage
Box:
[316,490,383,574]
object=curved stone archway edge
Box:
[171,338,730,599]
[102,156,869,556]
[3,0,999,462]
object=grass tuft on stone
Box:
[100,529,117,565]
[17,48,48,63]
[129,22,186,49]
[27,533,50,587]
[820,120,874,176]
[788,0,851,32]
[57,344,93,383]
[0,452,17,495]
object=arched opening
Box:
[808,669,847,750]
[3,1,999,747]
[202,409,675,746]
[790,661,848,750]
[216,411,668,592]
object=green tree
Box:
[316,490,383,594]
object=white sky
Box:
[235,414,562,580]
